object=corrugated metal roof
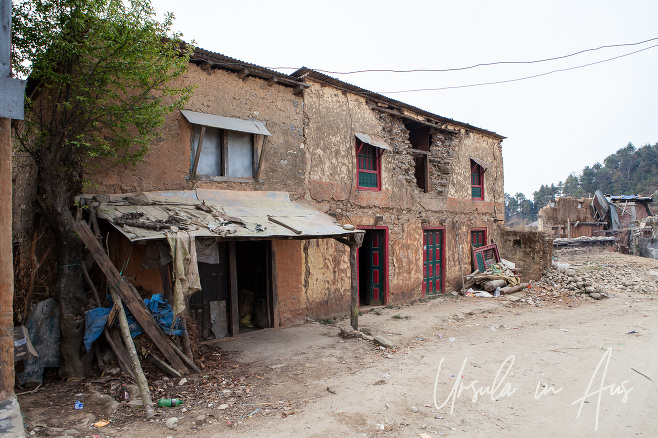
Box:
[181,110,271,136]
[79,190,361,242]
[191,48,307,89]
[291,67,506,141]
[354,133,391,150]
[471,157,493,170]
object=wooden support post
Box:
[74,221,189,374]
[350,242,358,330]
[229,241,239,337]
[109,288,154,419]
[255,135,268,182]
[454,221,465,294]
[107,329,135,379]
[0,117,14,400]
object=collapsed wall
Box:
[497,227,553,281]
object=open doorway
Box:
[191,240,272,339]
[358,228,388,307]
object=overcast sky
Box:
[152,0,658,199]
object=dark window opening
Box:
[513,239,522,248]
[471,160,484,200]
[192,240,272,339]
[405,121,431,192]
[356,140,382,190]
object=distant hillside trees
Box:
[505,142,658,226]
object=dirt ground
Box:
[18,247,658,437]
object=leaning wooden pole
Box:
[109,288,154,419]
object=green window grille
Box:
[357,143,380,189]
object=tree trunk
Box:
[36,163,88,378]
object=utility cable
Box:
[267,36,658,75]
[378,43,658,94]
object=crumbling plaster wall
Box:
[302,239,351,319]
[302,83,505,298]
[447,131,504,205]
[85,64,306,196]
[274,240,306,327]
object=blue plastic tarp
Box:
[83,293,184,352]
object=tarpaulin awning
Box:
[470,157,492,171]
[77,189,362,242]
[354,133,391,151]
[181,110,271,136]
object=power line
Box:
[269,36,658,75]
[379,43,658,94]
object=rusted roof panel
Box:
[78,190,361,242]
[354,133,391,150]
[181,110,271,136]
[470,156,493,170]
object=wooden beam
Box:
[168,340,201,374]
[293,85,304,96]
[267,77,278,86]
[229,241,239,337]
[270,241,279,328]
[255,135,268,182]
[350,242,358,330]
[408,148,430,156]
[190,125,206,179]
[237,68,249,79]
[74,222,189,374]
[148,354,182,378]
[268,215,302,234]
[424,154,430,193]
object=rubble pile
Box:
[537,265,609,300]
[549,247,658,294]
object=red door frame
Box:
[422,226,446,296]
[356,226,389,306]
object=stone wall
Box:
[301,78,505,300]
[497,227,553,282]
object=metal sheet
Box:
[470,156,492,170]
[82,189,361,242]
[354,133,391,151]
[181,110,271,136]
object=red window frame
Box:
[471,160,484,200]
[356,140,382,191]
[471,228,487,248]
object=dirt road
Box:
[20,249,658,437]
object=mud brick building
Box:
[537,197,604,238]
[22,48,547,338]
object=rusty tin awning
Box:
[78,189,361,242]
[354,132,391,151]
[181,110,271,136]
[470,156,492,170]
